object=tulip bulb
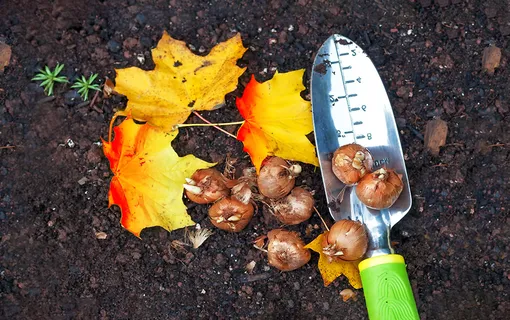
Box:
[267,229,311,271]
[273,187,314,225]
[322,220,368,261]
[332,143,374,185]
[355,168,403,210]
[257,157,301,200]
[184,168,230,204]
[208,197,254,232]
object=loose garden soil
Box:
[1,0,509,319]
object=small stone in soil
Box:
[86,147,102,164]
[123,37,138,50]
[482,45,501,75]
[135,13,147,25]
[140,36,152,48]
[485,7,498,19]
[446,28,458,39]
[495,100,508,115]
[64,90,82,106]
[0,42,11,72]
[107,40,121,53]
[424,119,448,156]
[436,0,450,7]
[396,86,412,99]
[442,100,456,115]
[396,117,407,129]
[86,35,100,45]
[500,25,510,36]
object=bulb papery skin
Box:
[332,144,374,185]
[208,197,254,232]
[185,168,230,204]
[322,220,368,261]
[257,157,298,200]
[273,187,314,225]
[355,168,404,210]
[267,229,311,271]
[231,181,253,205]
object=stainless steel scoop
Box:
[311,34,419,319]
[311,34,412,257]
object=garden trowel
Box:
[311,34,419,319]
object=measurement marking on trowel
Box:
[353,121,363,125]
[345,80,355,83]
[356,135,366,139]
[350,107,360,112]
[339,52,349,56]
[333,41,358,143]
[344,130,353,134]
[329,95,347,102]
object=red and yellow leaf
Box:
[114,31,247,131]
[236,70,319,172]
[305,233,362,288]
[102,117,214,237]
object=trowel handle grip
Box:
[359,254,419,320]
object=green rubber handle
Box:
[359,254,419,320]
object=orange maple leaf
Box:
[113,31,247,131]
[102,117,214,237]
[236,70,319,173]
[305,233,362,288]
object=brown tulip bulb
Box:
[184,168,230,204]
[332,144,374,185]
[356,168,403,210]
[322,220,368,261]
[273,187,314,225]
[267,229,311,271]
[257,157,301,200]
[208,197,254,232]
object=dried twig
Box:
[431,163,448,168]
[89,88,101,108]
[313,207,330,231]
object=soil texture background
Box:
[1,0,510,319]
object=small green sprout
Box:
[71,73,101,101]
[31,63,68,96]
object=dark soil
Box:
[1,0,510,319]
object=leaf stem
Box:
[190,111,240,139]
[175,121,244,128]
[108,113,121,143]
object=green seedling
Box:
[32,63,68,96]
[71,73,101,101]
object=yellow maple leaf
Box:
[102,117,214,237]
[235,70,319,173]
[114,31,247,131]
[305,233,362,288]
